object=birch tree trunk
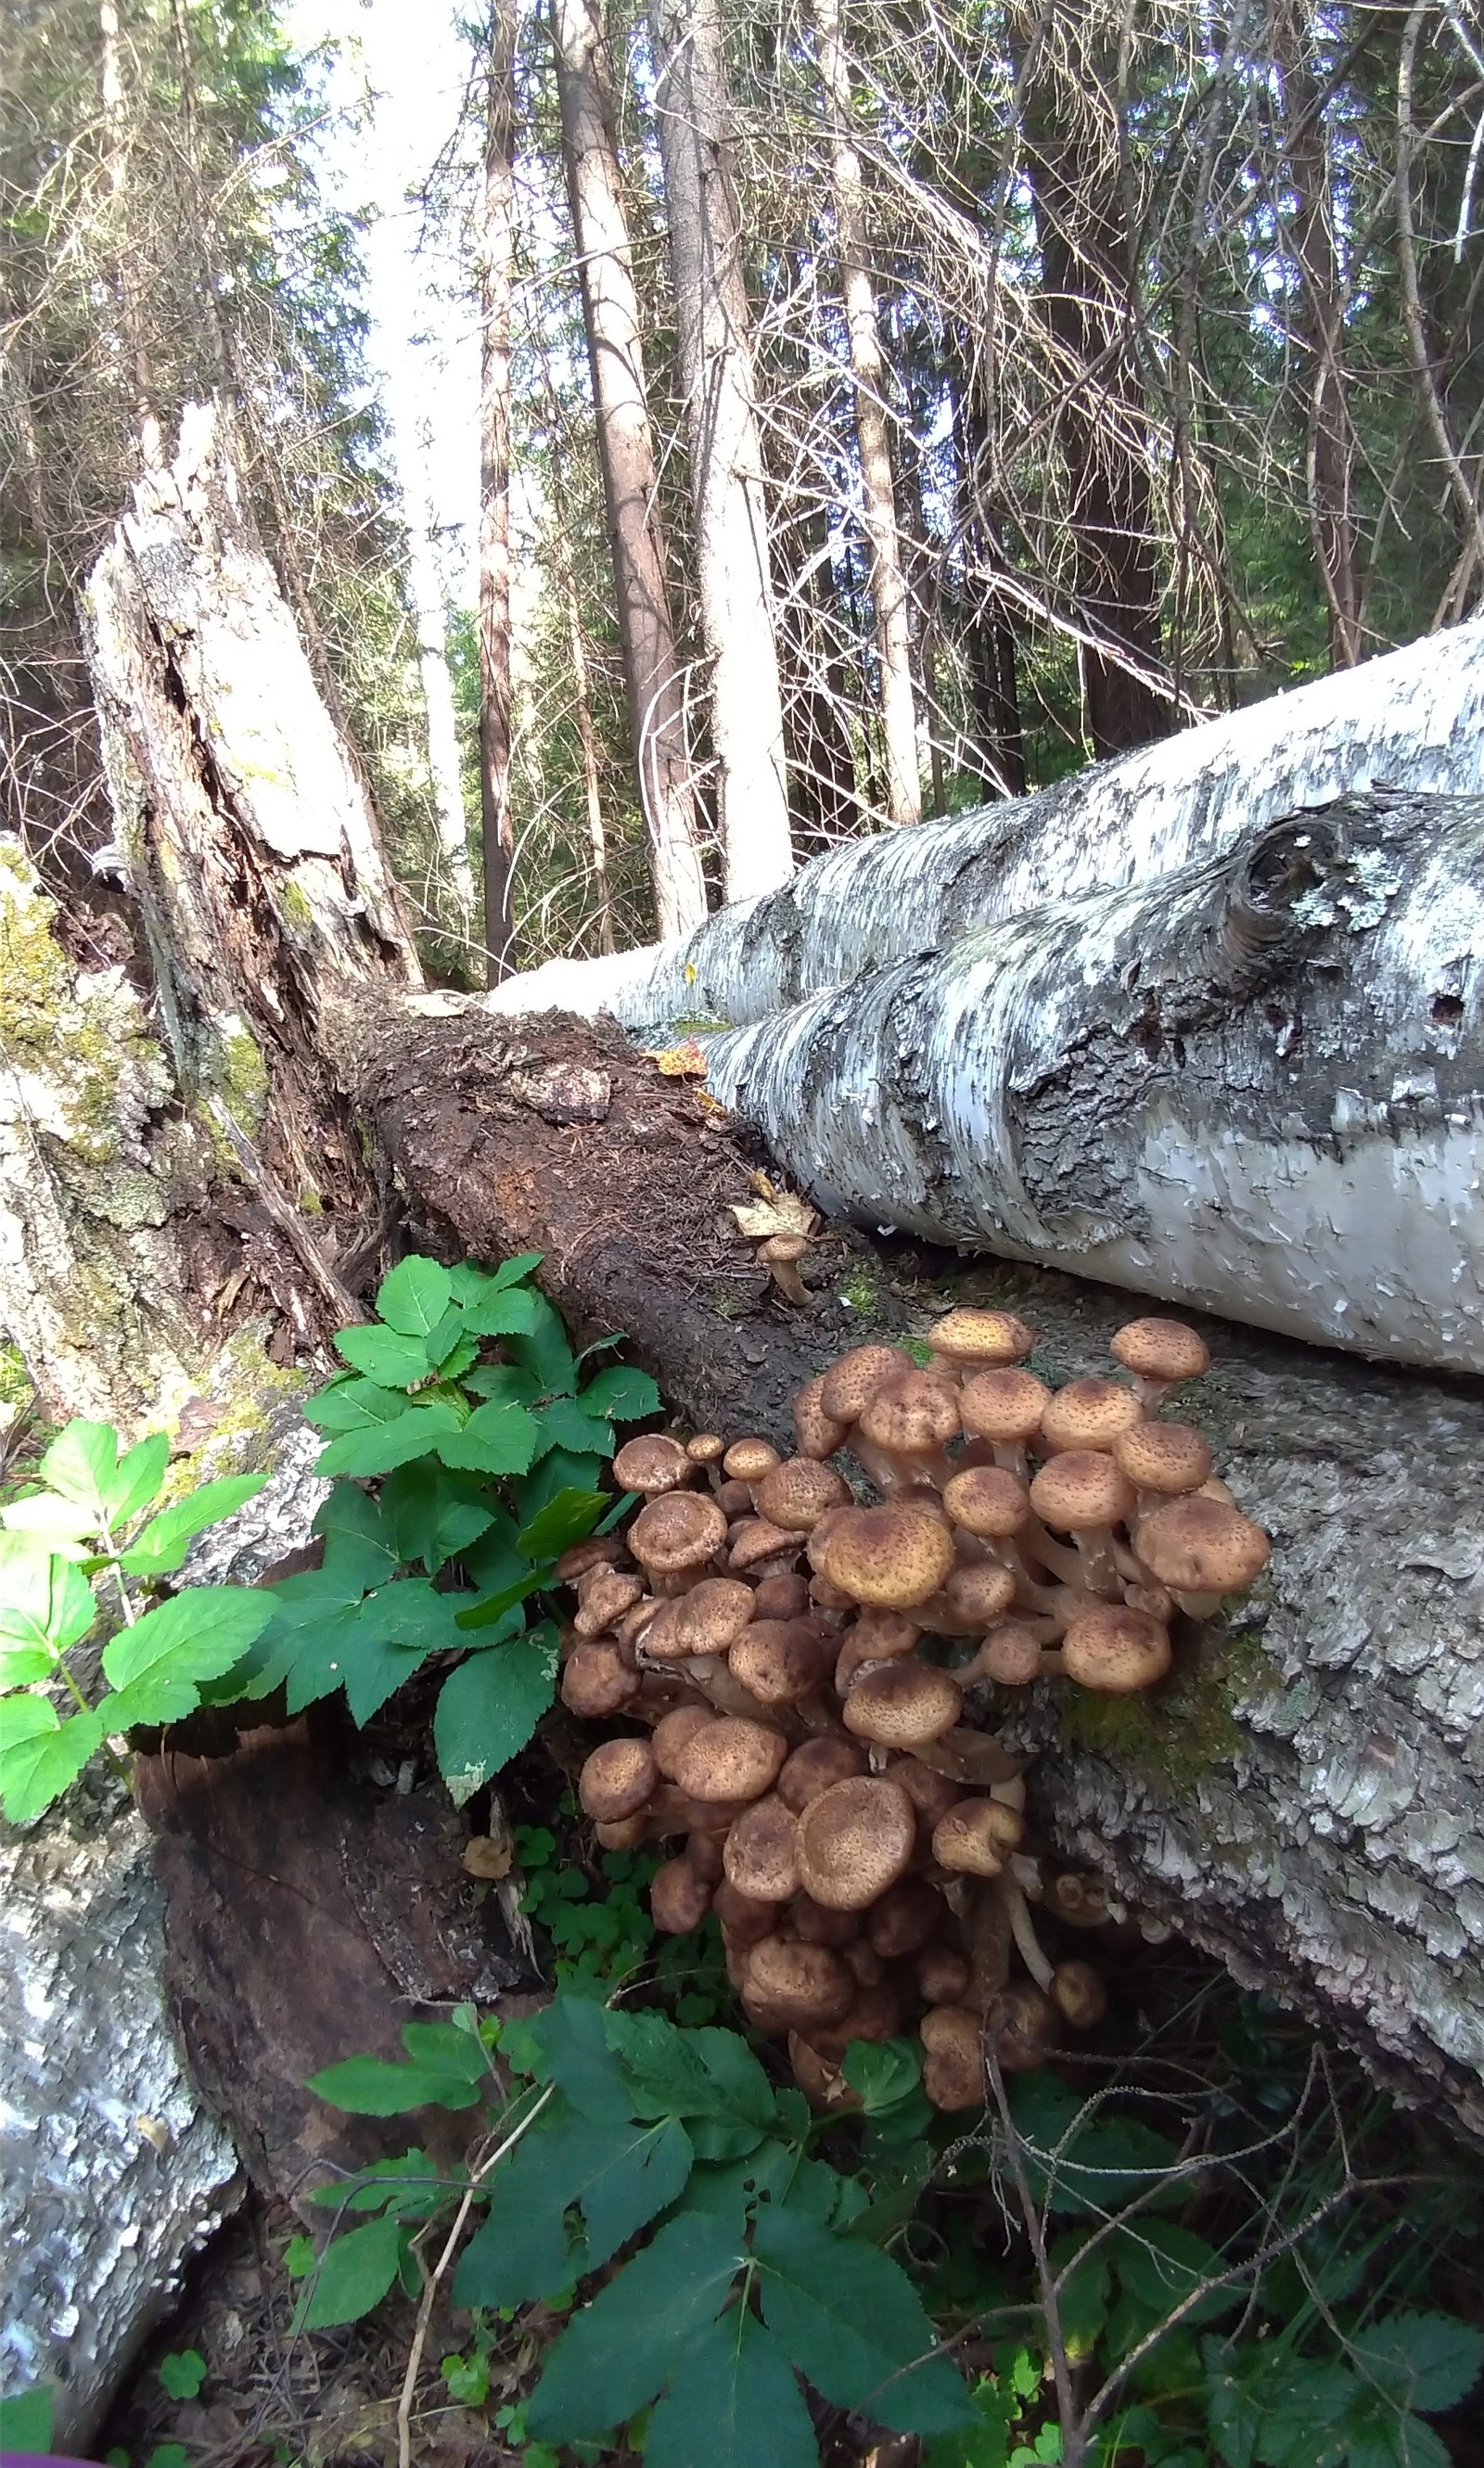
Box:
[813,0,920,827]
[480,608,1484,1029]
[551,0,708,939]
[649,0,794,902]
[478,0,518,985]
[98,0,163,472]
[399,427,476,932]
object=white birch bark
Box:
[649,0,794,902]
[703,789,1484,1374]
[480,613,1484,1029]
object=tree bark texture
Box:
[400,435,476,931]
[335,1002,1484,2142]
[551,0,709,940]
[480,609,1484,1031]
[649,0,795,902]
[479,0,518,985]
[813,0,921,827]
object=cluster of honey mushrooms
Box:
[556,1310,1271,2111]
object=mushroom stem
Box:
[1020,1516,1083,1589]
[1069,1525,1126,1599]
[1000,1869,1056,1993]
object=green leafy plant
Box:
[294,1990,975,2467]
[155,2350,207,2401]
[0,1420,270,1821]
[515,1819,725,2016]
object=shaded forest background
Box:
[6,0,1484,980]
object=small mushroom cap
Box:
[1109,1317,1211,1385]
[729,1618,830,1705]
[942,1463,1033,1537]
[595,1812,649,1851]
[789,1891,861,1947]
[928,1307,1036,1369]
[746,1935,855,2028]
[851,1607,921,1658]
[713,1879,778,1944]
[554,1535,627,1583]
[841,1659,964,1746]
[958,1366,1052,1445]
[1113,1420,1213,1494]
[611,1433,695,1494]
[844,1939,885,1987]
[560,1641,642,1718]
[932,1797,1024,1877]
[722,1793,800,1900]
[920,2001,982,2057]
[759,1231,811,1265]
[1046,1872,1110,1930]
[795,1774,917,1909]
[917,1945,972,2004]
[716,1478,754,1516]
[723,1436,782,1483]
[753,1571,811,1619]
[888,1756,964,1830]
[650,1857,714,1934]
[776,1733,868,1812]
[807,1978,903,2061]
[652,1702,721,1778]
[788,2032,858,2108]
[630,1489,728,1573]
[728,1516,803,1574]
[856,1366,961,1457]
[793,1373,851,1461]
[672,1577,757,1656]
[578,1736,659,1822]
[573,1567,646,1637]
[820,1501,957,1607]
[674,1716,790,1802]
[686,1432,726,1464]
[1060,1603,1172,1694]
[1051,1958,1108,2029]
[1030,1449,1137,1531]
[919,2005,984,2110]
[991,1981,1058,2071]
[941,1562,1018,1626]
[755,1456,852,1532]
[1039,1377,1145,1453]
[1135,1495,1270,1595]
[866,1875,944,1958]
[977,1623,1047,1686]
[819,1343,915,1424]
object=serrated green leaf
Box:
[0,1691,60,1749]
[463,1362,544,1407]
[459,1513,526,1592]
[459,1284,538,1337]
[531,1991,634,2123]
[292,2214,405,2330]
[926,2376,1012,2468]
[420,1303,465,1366]
[531,1400,614,1459]
[101,1586,275,1724]
[1204,2336,1263,2468]
[842,2038,924,2114]
[119,1475,270,1577]
[0,1704,104,1822]
[577,1365,661,1423]
[377,1255,454,1336]
[0,1490,99,1556]
[334,1324,437,1387]
[526,2212,748,2441]
[0,1532,96,1657]
[400,2019,492,2082]
[574,2114,694,2265]
[505,1292,577,1393]
[433,1400,540,1477]
[432,1628,557,1803]
[301,1379,408,1434]
[378,1461,496,1576]
[1343,2417,1450,2468]
[753,2204,977,2434]
[110,1431,172,1526]
[313,1484,401,1590]
[307,2050,485,2116]
[1009,2074,1185,2217]
[1251,2362,1357,2468]
[37,1418,119,1519]
[1110,2219,1242,2336]
[1348,2313,1484,2416]
[646,2308,818,2468]
[316,1403,461,1477]
[516,1488,608,1561]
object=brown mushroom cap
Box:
[889,1756,964,1830]
[686,1432,726,1465]
[807,1978,903,2060]
[595,1812,649,1852]
[856,1366,961,1457]
[866,1875,945,1958]
[1030,1449,1136,1531]
[991,1981,1058,2072]
[578,1737,659,1822]
[788,2033,858,2107]
[917,1945,972,2004]
[941,1463,1033,1537]
[793,1373,851,1461]
[1046,1872,1110,1930]
[795,1774,917,1909]
[729,1618,830,1705]
[851,1607,922,1658]
[1060,1603,1172,1693]
[716,1478,754,1517]
[919,2004,984,2111]
[819,1343,915,1424]
[560,1641,642,1718]
[1112,1420,1213,1494]
[723,1436,782,1484]
[841,1659,964,1746]
[612,1433,695,1494]
[671,1576,757,1656]
[1039,1376,1145,1453]
[755,1457,852,1532]
[928,1307,1036,1371]
[573,1567,646,1638]
[728,1517,804,1574]
[1134,1495,1270,1595]
[820,1501,956,1607]
[713,1879,779,1944]
[650,1857,714,1935]
[651,1703,720,1778]
[776,1733,869,1812]
[789,1891,862,1947]
[685,1829,727,1883]
[630,1489,728,1575]
[1109,1317,1212,1386]
[554,1535,627,1584]
[932,1797,1023,1876]
[673,1716,789,1802]
[844,1939,885,1987]
[958,1366,1052,1445]
[723,1793,800,1900]
[746,1935,855,2029]
[977,1622,1047,1686]
[941,1562,1018,1627]
[753,1571,811,1619]
[1051,1958,1108,2029]
[760,1231,811,1265]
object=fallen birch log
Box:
[481,617,1484,1031]
[697,790,1484,1375]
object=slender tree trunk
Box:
[1010,0,1174,757]
[812,0,920,825]
[399,427,475,933]
[550,0,708,939]
[479,0,518,985]
[952,373,1028,797]
[98,0,163,471]
[544,427,618,953]
[649,0,794,902]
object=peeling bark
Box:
[481,613,1484,1030]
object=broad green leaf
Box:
[110,1431,172,1526]
[1049,2230,1110,2359]
[0,1691,60,1749]
[448,1252,542,1305]
[1347,2314,1484,2416]
[455,2164,582,2312]
[505,1292,577,1393]
[101,1586,275,1725]
[120,1475,270,1578]
[308,2048,485,2116]
[1250,2362,1357,2468]
[376,1254,454,1336]
[1110,2219,1243,2336]
[525,2212,748,2441]
[276,1581,471,1722]
[577,1365,661,1424]
[569,2114,694,2267]
[531,1994,635,2123]
[464,1363,543,1407]
[459,1285,538,1338]
[301,1379,408,1434]
[1009,2074,1185,2217]
[423,1304,467,1367]
[454,1571,546,1633]
[2,1489,101,1554]
[842,2038,924,2114]
[313,1485,401,1591]
[0,2385,55,2452]
[37,1418,118,1519]
[399,2019,493,2084]
[0,1705,104,1822]
[291,2214,404,2330]
[519,1449,608,1522]
[307,2149,445,2219]
[432,1627,558,1803]
[1204,2336,1263,2468]
[460,1514,526,1592]
[516,1488,609,1562]
[334,1324,437,1387]
[0,1642,56,1688]
[926,2377,1012,2468]
[531,1400,614,1459]
[1342,2416,1449,2468]
[0,1532,96,1658]
[434,1400,540,1477]
[316,1403,462,1478]
[378,1461,496,1576]
[753,2203,977,2435]
[646,2308,818,2468]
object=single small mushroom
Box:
[819,1342,915,1426]
[919,2004,985,2111]
[554,1534,628,1584]
[755,1456,852,1532]
[942,1461,1033,1541]
[671,1576,757,1658]
[1045,1871,1111,1930]
[1059,1602,1172,1694]
[888,1754,965,1833]
[1051,1958,1107,2029]
[650,1856,714,1934]
[1039,1375,1145,1455]
[965,1621,1061,1687]
[611,1432,696,1494]
[807,1977,903,2060]
[753,1570,812,1619]
[673,1715,789,1802]
[840,1658,964,1747]
[917,1944,972,2004]
[1133,1493,1270,1618]
[630,1489,729,1592]
[723,1435,783,1492]
[865,1874,944,1958]
[793,1373,851,1461]
[794,1773,917,1909]
[713,1878,779,1944]
[723,1793,800,1900]
[686,1432,727,1471]
[1112,1418,1213,1506]
[933,1560,1018,1632]
[820,1500,957,1608]
[651,1702,722,1779]
[1029,1450,1138,1597]
[853,1365,961,1491]
[1109,1315,1212,1408]
[578,1736,659,1822]
[758,1231,813,1307]
[927,1306,1036,1387]
[573,1566,646,1638]
[716,1477,755,1517]
[729,1617,832,1706]
[788,2032,859,2107]
[561,1640,642,1718]
[776,1733,869,1811]
[746,1935,855,2028]
[933,1796,1023,1878]
[958,1367,1052,1481]
[727,1517,804,1580]
[990,1980,1058,2072]
[594,1811,650,1851]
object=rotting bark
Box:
[480,609,1484,1031]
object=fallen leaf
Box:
[644,1038,710,1077]
[462,1835,513,1881]
[729,1192,818,1241]
[693,1088,731,1119]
